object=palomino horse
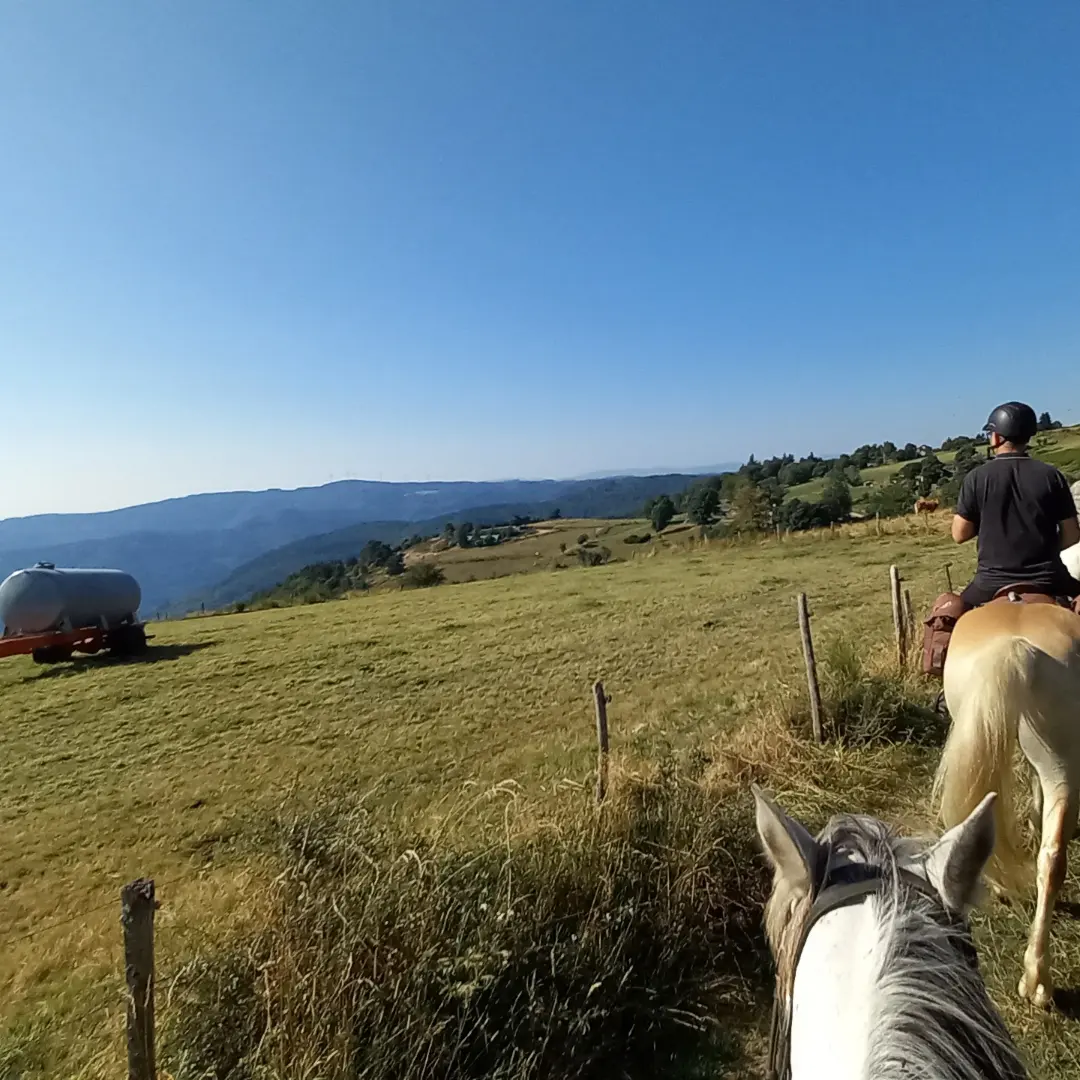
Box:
[753,784,1026,1080]
[933,596,1080,1008]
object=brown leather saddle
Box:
[987,582,1080,612]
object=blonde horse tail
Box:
[931,635,1036,895]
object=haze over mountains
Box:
[0,472,717,616]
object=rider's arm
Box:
[1060,516,1080,550]
[952,470,979,544]
[951,515,977,544]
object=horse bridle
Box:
[765,853,980,1080]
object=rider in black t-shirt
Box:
[922,402,1080,695]
[952,401,1080,606]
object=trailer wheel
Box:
[32,646,74,665]
[109,624,148,657]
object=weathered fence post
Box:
[875,512,882,537]
[890,565,906,668]
[593,681,610,804]
[903,588,916,657]
[944,562,954,594]
[121,878,156,1080]
[797,593,824,744]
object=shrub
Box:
[649,495,676,534]
[816,636,942,746]
[864,479,915,519]
[577,545,611,567]
[623,533,651,545]
[401,562,446,589]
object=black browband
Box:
[765,856,980,1080]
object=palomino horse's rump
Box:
[932,598,1080,1008]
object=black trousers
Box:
[961,569,1080,609]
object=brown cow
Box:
[914,497,940,515]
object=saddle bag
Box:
[922,592,966,677]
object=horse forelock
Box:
[765,813,919,996]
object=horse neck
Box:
[789,892,1026,1080]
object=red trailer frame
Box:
[0,623,150,663]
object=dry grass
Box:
[6,511,1080,1076]
[163,771,770,1080]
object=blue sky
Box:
[2,2,1078,516]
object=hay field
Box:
[5,514,1080,1076]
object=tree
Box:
[776,497,834,532]
[685,485,720,526]
[843,465,864,487]
[1038,411,1053,431]
[913,453,947,497]
[939,452,981,507]
[728,483,770,532]
[551,508,561,519]
[756,477,788,523]
[384,551,405,576]
[456,522,474,548]
[865,478,915,519]
[649,494,676,534]
[820,476,852,521]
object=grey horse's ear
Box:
[752,784,821,898]
[924,792,997,912]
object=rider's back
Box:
[957,451,1075,588]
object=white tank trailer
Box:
[0,563,146,664]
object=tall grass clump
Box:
[810,635,943,746]
[164,768,772,1080]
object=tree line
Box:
[641,412,1065,537]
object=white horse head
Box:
[752,784,1027,1079]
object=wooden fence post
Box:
[944,562,954,594]
[797,593,824,744]
[890,565,906,668]
[593,681,610,804]
[121,878,156,1080]
[903,588,917,658]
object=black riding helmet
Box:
[983,401,1038,444]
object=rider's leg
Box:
[959,575,999,608]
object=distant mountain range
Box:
[565,462,741,480]
[0,474,705,616]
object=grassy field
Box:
[5,511,1080,1076]
[404,516,680,584]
